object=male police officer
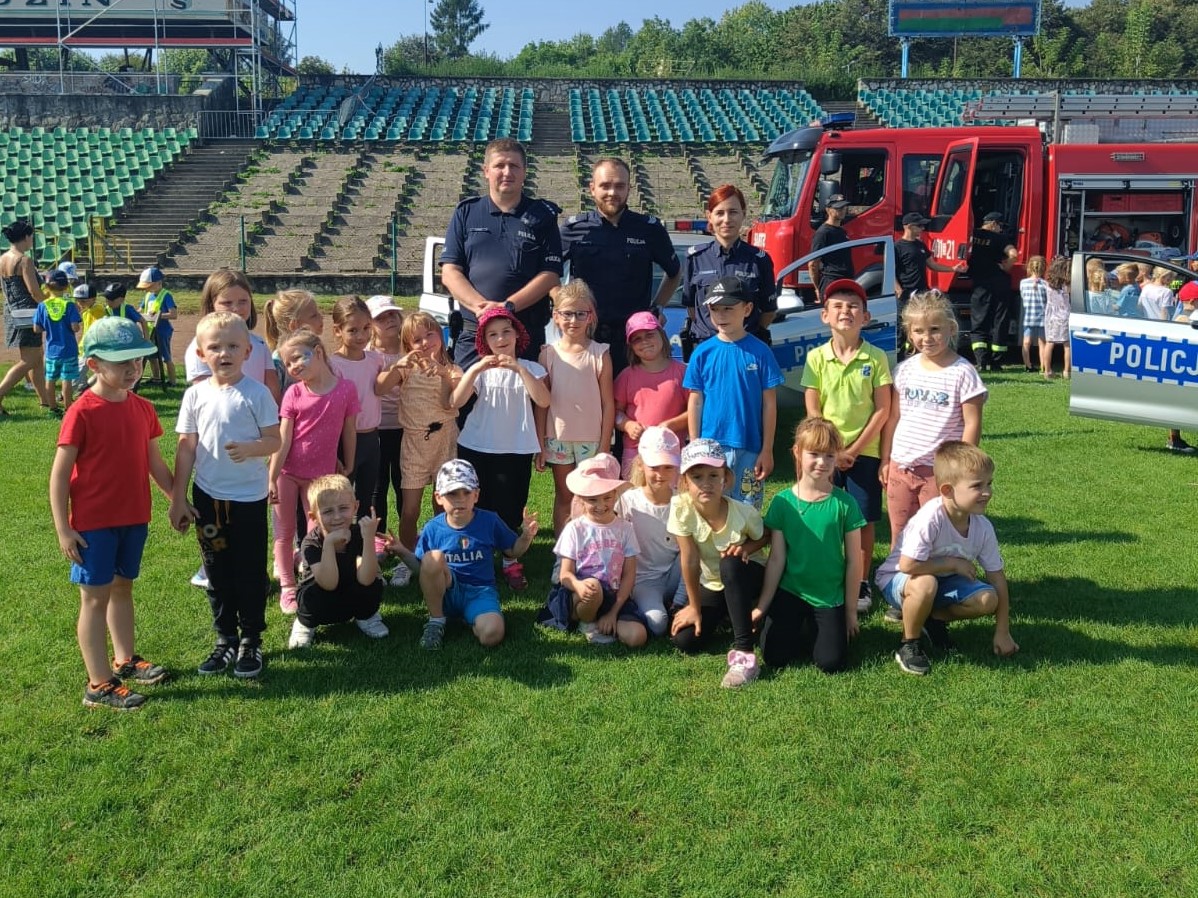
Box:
[441,138,563,368]
[894,212,967,356]
[966,211,1016,371]
[559,157,681,374]
[808,194,853,300]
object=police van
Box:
[419,234,900,405]
[1069,252,1198,430]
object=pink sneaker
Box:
[501,561,527,591]
[720,650,759,689]
[279,587,298,615]
[374,534,389,561]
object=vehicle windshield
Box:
[761,150,814,221]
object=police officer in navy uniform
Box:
[441,138,563,369]
[681,184,776,356]
[966,211,1016,371]
[560,157,681,375]
[894,212,967,357]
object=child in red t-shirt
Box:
[49,317,174,711]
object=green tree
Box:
[296,55,335,76]
[382,34,439,74]
[430,0,488,59]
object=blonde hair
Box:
[400,310,449,364]
[1026,255,1046,277]
[793,417,844,455]
[278,326,327,363]
[200,269,258,330]
[933,440,994,487]
[902,290,959,342]
[264,289,318,350]
[307,473,354,509]
[1153,266,1173,284]
[195,311,249,342]
[628,456,647,487]
[1087,267,1109,293]
[555,279,597,339]
[1115,263,1139,284]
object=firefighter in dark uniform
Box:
[808,193,853,300]
[681,185,776,359]
[967,211,1016,371]
[894,212,967,357]
[441,138,563,369]
[560,157,681,375]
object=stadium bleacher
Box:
[0,125,196,263]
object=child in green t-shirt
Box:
[752,417,865,674]
[799,278,892,615]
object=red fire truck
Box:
[749,120,1198,302]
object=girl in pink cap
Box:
[451,306,550,591]
[613,310,688,478]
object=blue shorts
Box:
[443,577,502,624]
[46,355,80,383]
[881,571,993,611]
[835,454,882,522]
[1022,326,1045,340]
[70,524,148,586]
[153,327,173,363]
[722,446,763,510]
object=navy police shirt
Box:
[681,239,777,340]
[441,193,564,328]
[560,209,681,324]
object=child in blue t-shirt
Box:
[403,459,538,651]
[33,290,82,416]
[137,266,177,387]
[683,275,784,509]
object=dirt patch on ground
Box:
[3,311,206,369]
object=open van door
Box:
[927,138,980,277]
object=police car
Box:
[420,233,900,403]
[1069,252,1198,430]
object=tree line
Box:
[5,0,1196,100]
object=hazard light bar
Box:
[672,220,708,232]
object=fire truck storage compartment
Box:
[1059,186,1189,258]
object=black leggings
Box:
[671,557,764,654]
[759,588,848,673]
[372,427,403,532]
[457,445,533,533]
[192,486,269,645]
[343,430,380,520]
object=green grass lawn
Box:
[1,370,1196,897]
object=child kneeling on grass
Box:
[875,441,1020,676]
[753,417,864,674]
[50,317,174,711]
[287,475,389,649]
[408,459,538,651]
[537,453,648,647]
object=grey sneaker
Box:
[288,619,315,649]
[884,604,903,624]
[895,639,931,676]
[355,612,390,639]
[720,650,760,688]
[420,618,445,651]
[83,677,146,711]
[112,655,168,685]
[580,621,616,645]
[388,563,412,588]
[856,580,873,614]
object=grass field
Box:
[2,367,1196,897]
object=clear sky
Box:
[294,0,795,73]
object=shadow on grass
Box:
[1016,575,1198,628]
[995,515,1137,547]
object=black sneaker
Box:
[1167,437,1196,454]
[83,677,146,711]
[921,618,957,653]
[112,655,168,685]
[234,640,263,679]
[198,642,237,675]
[895,639,931,676]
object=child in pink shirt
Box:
[613,311,688,478]
[269,329,360,613]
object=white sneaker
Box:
[388,563,412,588]
[288,619,315,649]
[579,621,615,644]
[190,567,210,589]
[355,612,390,639]
[856,581,873,614]
[720,650,760,688]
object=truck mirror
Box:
[820,152,841,176]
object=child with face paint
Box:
[268,328,360,614]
